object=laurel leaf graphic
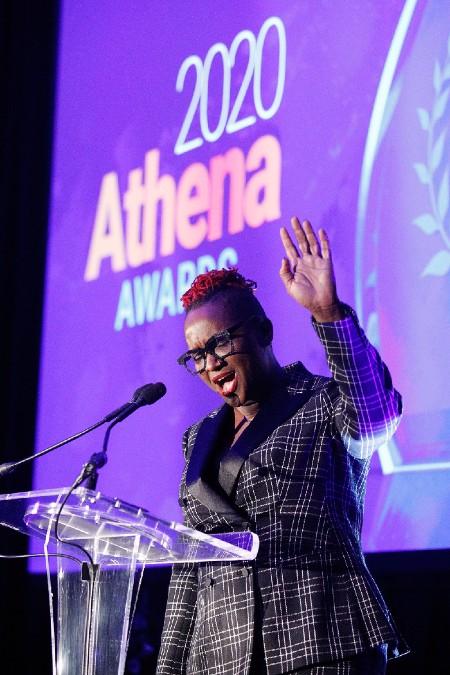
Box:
[422,250,450,277]
[433,60,442,93]
[413,162,431,184]
[416,107,429,131]
[431,129,447,172]
[433,88,450,121]
[437,169,449,220]
[414,33,450,278]
[444,62,450,82]
[413,214,440,234]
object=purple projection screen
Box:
[34,0,450,553]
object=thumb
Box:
[279,257,293,289]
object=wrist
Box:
[311,301,345,323]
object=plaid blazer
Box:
[157,307,405,674]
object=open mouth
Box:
[214,371,238,396]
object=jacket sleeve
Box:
[156,428,198,674]
[312,304,402,459]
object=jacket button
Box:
[237,567,251,577]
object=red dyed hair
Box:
[181,268,257,311]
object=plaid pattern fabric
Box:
[290,643,387,673]
[157,307,405,675]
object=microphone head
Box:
[133,382,167,406]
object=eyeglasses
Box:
[177,316,258,375]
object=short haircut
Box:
[181,268,266,318]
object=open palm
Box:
[280,218,341,321]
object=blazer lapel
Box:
[186,405,248,523]
[219,386,315,496]
[185,364,315,514]
[186,404,230,486]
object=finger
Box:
[280,227,299,268]
[291,216,309,255]
[318,228,331,259]
[279,257,293,290]
[302,220,320,255]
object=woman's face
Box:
[183,299,271,410]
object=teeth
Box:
[217,372,234,386]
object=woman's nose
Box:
[205,352,224,371]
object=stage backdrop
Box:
[33,0,450,555]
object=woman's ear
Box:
[257,318,273,347]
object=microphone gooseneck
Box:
[77,382,168,490]
[0,382,167,479]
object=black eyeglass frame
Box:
[177,315,259,375]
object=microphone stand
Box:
[0,382,166,481]
[80,451,108,491]
[0,418,108,478]
[53,412,134,583]
[77,413,124,491]
[0,389,150,479]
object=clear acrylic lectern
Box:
[0,487,259,675]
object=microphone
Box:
[112,382,167,423]
[76,382,167,491]
[0,382,167,478]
